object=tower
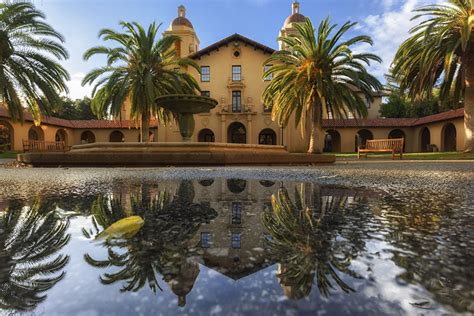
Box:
[278,1,306,50]
[163,5,200,58]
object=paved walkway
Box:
[0,158,14,165]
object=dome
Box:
[284,13,306,26]
[171,16,193,28]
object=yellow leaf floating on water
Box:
[96,216,144,240]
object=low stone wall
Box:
[17,142,335,167]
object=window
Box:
[232,65,241,81]
[327,109,333,119]
[263,103,273,113]
[259,129,277,145]
[366,99,371,109]
[201,91,210,97]
[201,232,211,248]
[264,64,273,81]
[231,202,242,224]
[231,233,241,249]
[232,91,242,112]
[201,66,210,82]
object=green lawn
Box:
[0,151,18,159]
[333,152,474,160]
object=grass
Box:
[333,152,474,160]
[0,151,18,159]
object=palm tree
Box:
[391,0,474,152]
[263,18,382,153]
[0,1,69,123]
[0,199,70,312]
[82,22,200,142]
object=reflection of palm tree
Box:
[0,199,70,311]
[84,181,217,303]
[263,185,366,299]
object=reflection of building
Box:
[0,2,465,153]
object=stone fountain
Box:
[155,94,218,142]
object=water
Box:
[0,168,473,315]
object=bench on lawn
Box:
[358,138,404,160]
[23,140,70,153]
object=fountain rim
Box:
[155,94,218,106]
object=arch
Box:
[355,129,373,151]
[198,129,215,142]
[80,130,96,144]
[199,179,214,187]
[228,122,246,144]
[419,127,431,152]
[0,120,13,151]
[227,179,247,194]
[258,129,277,145]
[441,123,457,152]
[28,126,44,141]
[109,130,125,142]
[388,129,406,152]
[259,180,275,188]
[324,129,341,152]
[55,129,68,145]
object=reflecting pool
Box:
[0,173,472,315]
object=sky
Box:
[31,0,441,99]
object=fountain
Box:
[155,94,218,142]
[17,94,335,166]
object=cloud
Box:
[66,72,93,100]
[356,0,443,81]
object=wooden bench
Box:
[23,140,70,153]
[358,138,404,160]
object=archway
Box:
[0,120,13,151]
[324,129,341,152]
[228,122,246,144]
[28,126,44,141]
[442,123,457,152]
[55,129,68,145]
[420,127,430,152]
[198,129,215,142]
[109,130,125,142]
[355,129,373,151]
[388,129,406,152]
[227,179,247,194]
[80,131,96,144]
[258,129,276,145]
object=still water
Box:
[0,172,472,315]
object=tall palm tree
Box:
[0,1,69,123]
[82,22,200,142]
[0,199,70,312]
[263,18,382,153]
[391,0,474,152]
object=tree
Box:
[262,18,382,153]
[82,22,200,142]
[53,97,97,120]
[0,1,69,123]
[391,0,474,152]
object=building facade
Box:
[0,2,465,153]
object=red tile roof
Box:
[1,105,464,130]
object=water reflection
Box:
[0,199,70,312]
[0,177,472,314]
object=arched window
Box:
[259,129,276,145]
[228,122,246,144]
[55,129,68,145]
[355,129,374,151]
[227,179,247,194]
[109,130,125,142]
[388,129,406,152]
[80,131,96,144]
[0,120,13,151]
[420,127,431,152]
[442,123,457,152]
[324,130,341,152]
[198,129,215,142]
[28,126,44,141]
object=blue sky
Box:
[32,0,439,99]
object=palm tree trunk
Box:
[307,99,324,154]
[141,112,149,143]
[465,37,474,152]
